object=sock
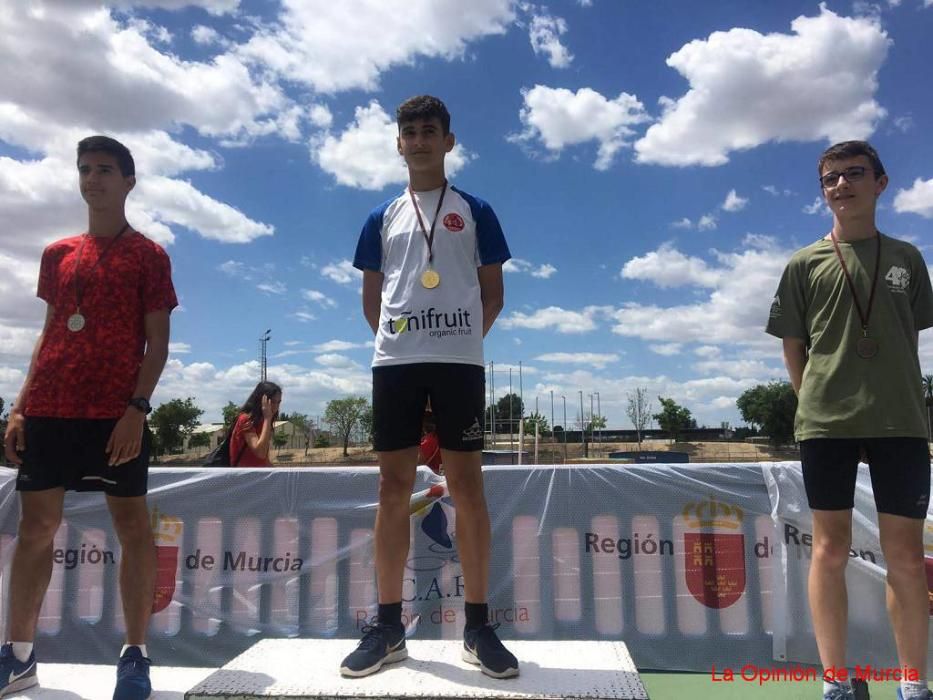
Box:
[121,644,148,659]
[377,602,402,627]
[10,642,33,664]
[465,602,488,629]
[901,680,929,699]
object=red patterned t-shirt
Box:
[25,231,178,419]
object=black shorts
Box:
[17,417,151,497]
[372,363,485,452]
[800,438,931,518]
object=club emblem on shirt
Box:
[443,213,464,232]
[884,266,910,293]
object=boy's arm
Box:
[782,337,808,395]
[478,263,504,337]
[362,270,383,334]
[107,309,170,466]
[4,304,55,465]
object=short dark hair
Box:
[818,140,885,179]
[77,135,135,177]
[396,95,451,134]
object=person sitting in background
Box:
[229,381,282,467]
[420,406,443,476]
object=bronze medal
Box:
[67,312,86,332]
[421,269,440,289]
[856,336,878,359]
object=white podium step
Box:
[185,639,647,699]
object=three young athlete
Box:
[1,100,930,700]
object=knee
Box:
[18,511,61,546]
[882,543,925,576]
[111,510,152,544]
[812,538,852,571]
[379,473,415,505]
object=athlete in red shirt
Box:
[1,136,176,700]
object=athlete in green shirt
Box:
[768,141,933,700]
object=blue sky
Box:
[1,0,933,430]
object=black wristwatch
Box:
[128,397,152,415]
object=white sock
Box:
[901,680,929,699]
[10,642,33,664]
[121,644,148,659]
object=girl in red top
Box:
[229,381,282,467]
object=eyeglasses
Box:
[819,166,870,189]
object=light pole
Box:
[561,395,567,462]
[259,328,271,381]
[550,390,554,445]
[595,391,601,445]
[579,390,586,458]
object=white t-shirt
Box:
[353,183,511,367]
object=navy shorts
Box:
[800,437,930,518]
[372,363,485,452]
[16,417,151,497]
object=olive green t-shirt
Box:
[766,233,933,441]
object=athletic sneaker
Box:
[462,623,519,678]
[340,621,407,678]
[824,681,856,700]
[113,646,151,700]
[897,688,933,700]
[0,643,38,698]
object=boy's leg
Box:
[440,450,489,603]
[809,508,854,673]
[878,513,927,677]
[106,495,155,645]
[7,489,65,642]
[375,448,420,603]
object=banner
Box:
[0,463,929,672]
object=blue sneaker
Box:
[113,646,151,700]
[340,621,407,677]
[897,687,933,699]
[462,623,519,679]
[0,643,37,697]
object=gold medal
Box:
[421,269,440,289]
[67,312,86,332]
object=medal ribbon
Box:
[829,231,881,335]
[408,181,447,266]
[73,223,130,311]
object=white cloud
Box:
[534,352,620,369]
[313,101,472,190]
[650,344,682,356]
[611,236,791,346]
[694,358,784,379]
[621,244,721,288]
[510,85,650,170]
[191,25,226,46]
[315,353,361,369]
[321,260,363,285]
[803,196,829,215]
[110,0,240,14]
[503,258,557,278]
[527,10,573,68]
[301,289,338,308]
[671,217,693,229]
[312,339,371,353]
[722,189,748,212]
[257,281,287,295]
[634,6,890,166]
[292,310,317,323]
[237,0,515,93]
[499,305,610,333]
[169,342,191,354]
[698,214,717,231]
[893,178,933,218]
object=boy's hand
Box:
[3,411,26,465]
[106,409,146,466]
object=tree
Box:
[273,429,289,452]
[359,405,374,444]
[653,397,695,443]
[736,381,797,446]
[222,401,240,430]
[189,431,211,455]
[626,387,652,451]
[523,412,550,436]
[150,398,204,455]
[324,397,370,456]
[489,393,524,433]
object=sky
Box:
[1,0,933,431]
